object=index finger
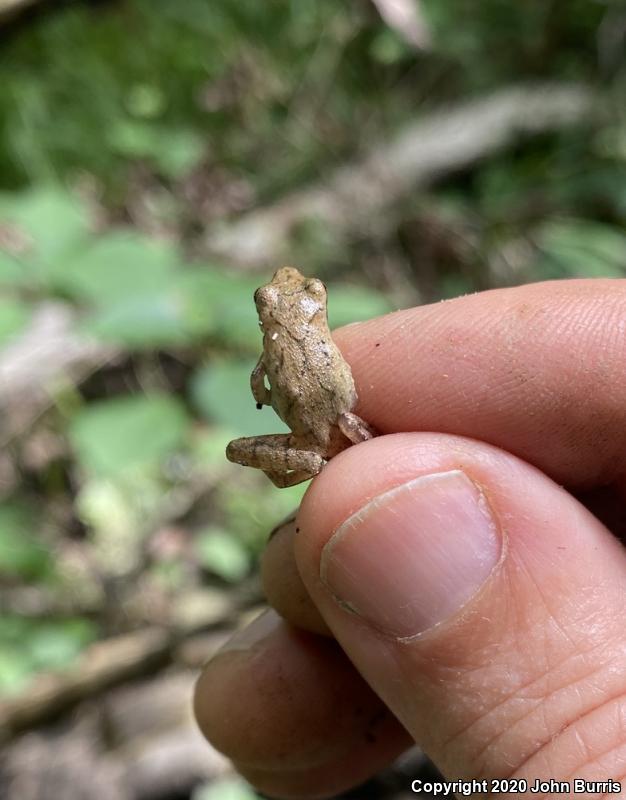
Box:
[335,278,626,490]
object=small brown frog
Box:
[226,267,375,487]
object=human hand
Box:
[195,279,626,798]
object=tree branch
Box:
[0,303,118,444]
[205,83,596,267]
[0,582,261,742]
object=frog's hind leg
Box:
[226,433,325,488]
[338,412,377,444]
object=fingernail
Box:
[217,609,281,654]
[320,470,501,638]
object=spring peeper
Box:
[225,267,375,487]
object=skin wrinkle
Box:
[514,688,626,786]
[592,753,626,792]
[560,708,626,780]
[441,639,609,775]
[434,552,626,772]
[517,652,626,771]
[458,601,626,766]
[472,654,623,781]
[518,556,582,655]
[572,727,593,772]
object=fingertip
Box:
[193,610,406,773]
[261,518,331,637]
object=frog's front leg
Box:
[225,433,325,488]
[250,356,271,409]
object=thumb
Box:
[295,433,626,790]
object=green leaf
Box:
[180,269,261,348]
[28,618,96,670]
[0,644,33,694]
[155,129,205,179]
[190,361,288,436]
[196,527,250,581]
[0,504,51,580]
[52,232,179,303]
[69,394,190,476]
[211,292,262,349]
[0,187,90,274]
[70,244,221,348]
[108,121,204,179]
[0,297,30,346]
[125,83,166,119]
[83,292,194,348]
[370,29,412,64]
[191,427,235,469]
[217,479,308,554]
[327,285,393,328]
[534,220,626,279]
[0,250,30,288]
[0,616,98,694]
[75,479,142,542]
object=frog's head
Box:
[254,266,327,327]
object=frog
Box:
[225,266,376,487]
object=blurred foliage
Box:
[196,527,250,583]
[69,393,190,476]
[0,0,624,719]
[0,504,51,580]
[192,775,263,800]
[0,614,97,693]
[0,180,380,692]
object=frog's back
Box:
[267,332,356,447]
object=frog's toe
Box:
[225,439,243,463]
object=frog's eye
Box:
[254,286,269,304]
[305,278,326,297]
[255,285,277,310]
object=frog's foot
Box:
[226,433,325,488]
[338,412,377,444]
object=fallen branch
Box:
[205,83,596,267]
[0,302,119,444]
[0,581,262,742]
[2,674,232,800]
[0,628,172,743]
